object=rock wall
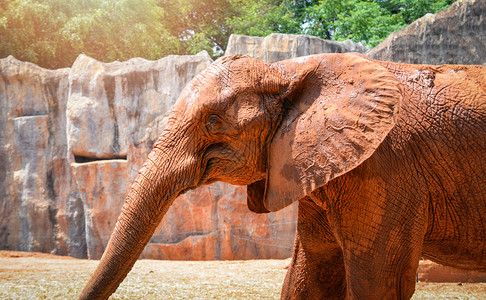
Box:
[418,260,486,283]
[225,33,369,62]
[0,33,368,260]
[0,52,299,260]
[368,0,485,65]
[2,0,484,263]
[0,57,72,256]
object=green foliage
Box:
[59,0,176,63]
[0,0,178,68]
[0,0,63,67]
[0,0,454,68]
[226,0,454,47]
[304,0,454,47]
[226,0,303,37]
[378,0,454,24]
[160,0,236,57]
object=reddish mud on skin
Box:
[79,53,486,300]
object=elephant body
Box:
[79,53,486,299]
[284,59,486,299]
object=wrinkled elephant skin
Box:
[79,53,486,299]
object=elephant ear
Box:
[256,53,403,212]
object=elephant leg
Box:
[282,198,346,299]
[335,197,428,299]
[341,240,422,299]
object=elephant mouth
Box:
[198,143,242,185]
[199,157,221,185]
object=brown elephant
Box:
[79,53,486,299]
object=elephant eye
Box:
[206,114,223,133]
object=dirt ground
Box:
[0,251,485,299]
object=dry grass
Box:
[0,251,485,299]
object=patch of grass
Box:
[0,252,485,299]
[412,282,486,299]
[0,255,287,299]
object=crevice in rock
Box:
[74,154,127,164]
[13,114,49,119]
[158,231,215,245]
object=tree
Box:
[226,0,303,37]
[60,0,177,63]
[0,0,64,67]
[159,0,236,57]
[378,0,454,24]
[0,0,455,68]
[0,0,178,68]
[303,0,454,47]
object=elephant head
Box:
[79,53,403,299]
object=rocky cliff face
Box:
[0,33,368,260]
[225,33,369,62]
[0,57,71,256]
[2,0,484,262]
[66,53,223,259]
[368,0,485,65]
[0,52,299,260]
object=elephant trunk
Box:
[79,140,194,299]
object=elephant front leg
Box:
[342,244,421,299]
[282,198,346,299]
[336,199,428,299]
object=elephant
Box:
[79,52,486,299]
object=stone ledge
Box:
[418,260,486,283]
